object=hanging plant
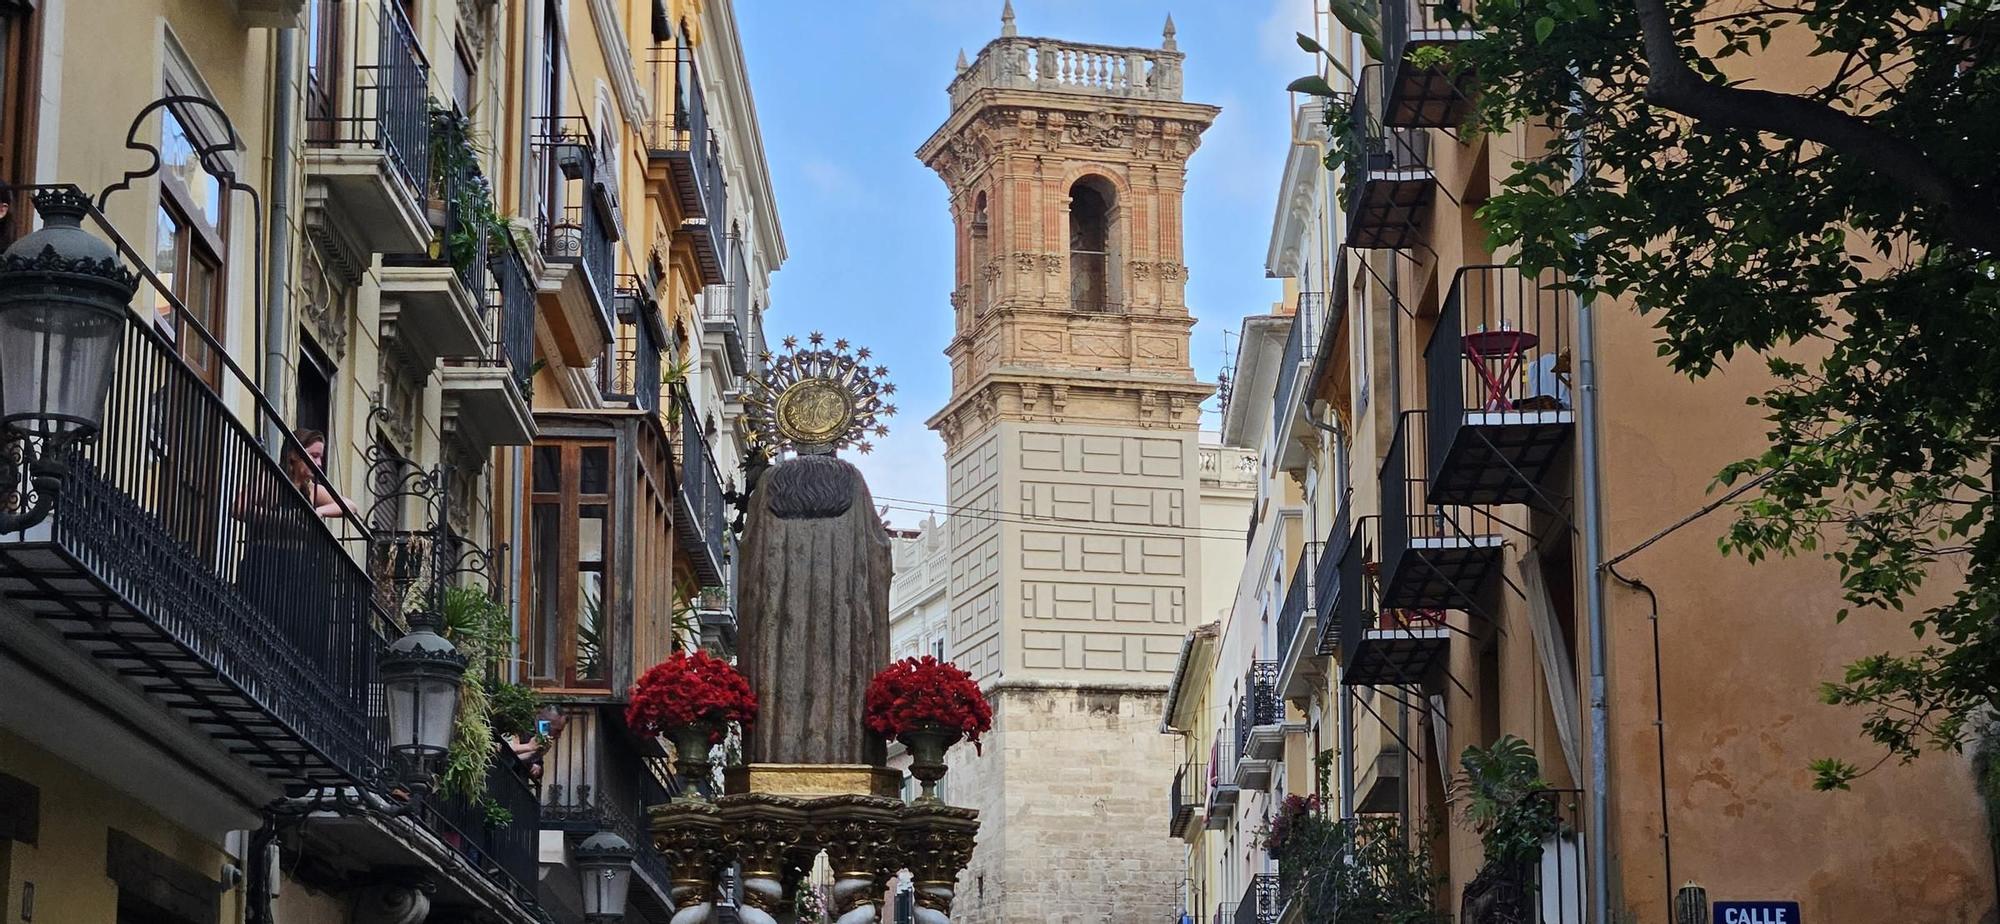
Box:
[437,584,513,805]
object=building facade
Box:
[1168,3,1999,924]
[915,8,1235,922]
[0,0,776,921]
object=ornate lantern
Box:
[575,830,635,920]
[378,619,467,785]
[0,188,138,443]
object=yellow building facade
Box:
[1168,3,2000,924]
[0,0,776,921]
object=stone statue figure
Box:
[736,452,890,766]
[734,333,899,768]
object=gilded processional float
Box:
[632,335,986,924]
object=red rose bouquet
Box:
[626,650,758,744]
[864,656,993,750]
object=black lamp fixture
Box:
[0,188,140,532]
[378,611,469,787]
[575,830,635,921]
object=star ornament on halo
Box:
[743,334,896,458]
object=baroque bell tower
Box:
[916,6,1217,921]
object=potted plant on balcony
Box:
[864,656,992,803]
[626,650,758,799]
[437,584,515,809]
[1451,736,1564,924]
[427,103,511,276]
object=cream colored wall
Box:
[0,729,243,924]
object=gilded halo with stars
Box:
[744,332,896,456]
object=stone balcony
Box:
[950,35,1185,107]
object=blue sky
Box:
[737,0,1314,524]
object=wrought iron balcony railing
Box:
[647,42,729,274]
[1234,661,1281,761]
[533,115,618,328]
[1272,291,1326,438]
[610,275,664,414]
[700,230,752,373]
[1314,500,1350,656]
[1381,0,1480,127]
[1381,410,1502,612]
[1423,265,1577,507]
[424,748,542,907]
[305,0,432,195]
[1169,761,1204,836]
[672,386,729,584]
[1341,64,1435,250]
[0,188,387,788]
[1238,874,1279,924]
[487,239,537,389]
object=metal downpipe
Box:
[1572,96,1614,924]
[261,26,298,448]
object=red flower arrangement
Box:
[1259,792,1323,858]
[864,656,993,750]
[626,650,758,744]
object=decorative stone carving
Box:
[1020,383,1041,416]
[1167,394,1187,423]
[1131,261,1152,281]
[1014,252,1038,273]
[1040,252,1063,275]
[1049,385,1068,423]
[1137,389,1158,428]
[1066,110,1128,150]
[299,240,352,361]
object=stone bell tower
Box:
[916,5,1217,921]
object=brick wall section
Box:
[949,686,1181,924]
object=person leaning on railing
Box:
[229,429,357,614]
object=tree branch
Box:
[1631,0,2000,253]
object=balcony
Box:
[1336,517,1452,686]
[1381,410,1502,611]
[1274,541,1326,701]
[1238,874,1279,924]
[1205,725,1239,828]
[0,199,385,789]
[1270,291,1326,473]
[303,1,431,256]
[673,386,729,584]
[607,275,665,415]
[1424,265,1576,507]
[532,116,618,366]
[415,751,542,907]
[1234,662,1284,786]
[381,113,491,372]
[701,233,751,376]
[1313,501,1352,659]
[441,239,537,451]
[647,44,729,286]
[538,706,679,917]
[1169,761,1203,840]
[1342,65,1435,251]
[694,584,738,657]
[1382,0,1480,128]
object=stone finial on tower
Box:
[956,48,969,71]
[1000,0,1018,37]
[1162,13,1178,50]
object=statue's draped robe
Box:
[737,455,891,767]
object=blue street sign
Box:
[1715,901,1802,924]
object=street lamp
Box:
[0,187,139,532]
[379,615,468,787]
[575,830,634,921]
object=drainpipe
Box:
[261,26,298,448]
[1573,91,1614,924]
[1306,412,1354,819]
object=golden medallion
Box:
[775,378,853,446]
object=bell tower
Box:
[916,7,1217,922]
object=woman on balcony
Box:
[230,429,354,619]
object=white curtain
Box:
[1519,545,1584,783]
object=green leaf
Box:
[1288,74,1341,97]
[1296,31,1326,55]
[1534,16,1555,42]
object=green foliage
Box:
[438,584,513,803]
[1281,814,1447,924]
[428,104,512,274]
[481,798,515,829]
[1451,737,1560,869]
[488,681,542,741]
[1435,0,2000,782]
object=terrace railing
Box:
[306,0,432,195]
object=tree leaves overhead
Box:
[1434,0,2000,786]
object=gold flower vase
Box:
[899,724,960,804]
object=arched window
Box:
[1068,177,1117,312]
